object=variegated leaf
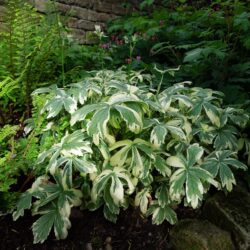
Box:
[150,124,167,148]
[201,150,247,191]
[168,144,217,208]
[146,201,177,225]
[135,188,151,214]
[115,104,143,134]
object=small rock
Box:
[85,243,93,250]
[170,219,234,250]
[105,244,112,250]
[105,236,112,244]
[203,188,250,250]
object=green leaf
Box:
[203,102,221,127]
[13,192,33,221]
[156,183,170,207]
[70,81,102,105]
[103,204,118,223]
[150,124,167,148]
[32,202,71,244]
[110,175,124,205]
[186,144,204,167]
[147,202,177,225]
[202,151,247,191]
[87,106,111,144]
[72,157,97,174]
[70,103,102,126]
[115,104,143,134]
[92,168,134,206]
[41,88,77,118]
[32,210,55,244]
[214,126,238,150]
[135,188,151,214]
[110,139,154,172]
[154,155,171,177]
[168,144,216,208]
[184,48,203,62]
[167,156,185,169]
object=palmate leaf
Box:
[146,201,177,225]
[35,172,83,209]
[32,202,71,244]
[150,124,168,148]
[69,80,102,105]
[91,167,135,206]
[31,173,82,243]
[57,157,97,187]
[193,122,216,144]
[71,93,146,143]
[13,176,50,221]
[154,155,171,177]
[87,105,113,145]
[13,191,33,221]
[105,80,140,95]
[39,88,77,118]
[189,88,222,127]
[37,131,95,176]
[213,125,239,151]
[201,150,247,191]
[70,103,104,126]
[14,172,82,244]
[115,104,143,134]
[166,120,186,140]
[167,144,218,208]
[155,182,171,208]
[158,83,192,112]
[190,99,221,127]
[110,139,155,178]
[150,118,186,148]
[135,188,151,214]
[220,107,249,128]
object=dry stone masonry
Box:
[0,0,163,43]
[32,0,131,43]
[0,0,140,43]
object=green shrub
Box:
[13,68,249,243]
[107,0,250,103]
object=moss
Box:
[170,219,234,250]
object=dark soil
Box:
[0,207,199,250]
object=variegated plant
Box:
[13,68,249,243]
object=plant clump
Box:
[13,69,249,243]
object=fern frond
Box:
[0,124,18,142]
[0,77,19,99]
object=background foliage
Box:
[107,0,250,104]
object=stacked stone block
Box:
[31,0,130,43]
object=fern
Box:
[0,0,69,117]
[0,125,18,142]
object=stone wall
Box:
[0,0,6,31]
[0,0,138,43]
[0,0,162,43]
[32,0,132,43]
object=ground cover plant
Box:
[12,68,249,243]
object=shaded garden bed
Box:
[0,207,199,250]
